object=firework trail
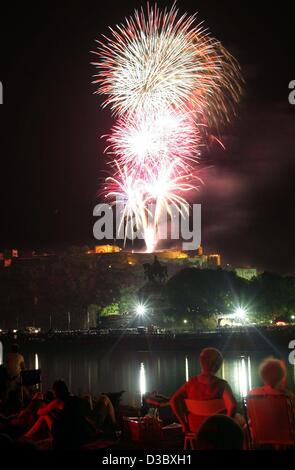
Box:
[92,3,242,251]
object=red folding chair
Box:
[244,394,295,449]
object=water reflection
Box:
[185,356,189,382]
[14,347,294,405]
[0,341,2,365]
[222,356,253,398]
[247,356,252,391]
[139,362,146,402]
[35,353,39,370]
[237,357,248,397]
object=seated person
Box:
[249,357,295,409]
[195,414,244,450]
[170,348,238,433]
[91,394,116,433]
[52,395,96,449]
[24,380,69,439]
[6,344,25,380]
[10,390,54,432]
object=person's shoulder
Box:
[186,375,201,386]
[175,376,197,392]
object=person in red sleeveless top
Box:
[170,348,237,434]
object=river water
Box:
[6,344,293,407]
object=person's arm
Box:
[37,399,61,416]
[169,384,189,432]
[222,383,237,417]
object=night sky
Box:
[0,1,294,273]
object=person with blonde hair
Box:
[250,357,295,408]
[170,348,237,434]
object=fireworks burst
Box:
[92,2,242,125]
[104,159,201,250]
[92,3,242,251]
[104,109,201,171]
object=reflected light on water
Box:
[139,362,146,400]
[35,353,39,370]
[247,356,252,390]
[235,356,252,398]
[221,361,225,380]
[185,356,189,382]
[20,348,295,405]
[0,341,2,365]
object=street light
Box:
[234,307,247,320]
[136,304,146,316]
[183,319,188,324]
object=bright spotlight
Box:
[136,304,146,316]
[183,319,188,324]
[235,307,247,319]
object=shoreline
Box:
[1,326,294,353]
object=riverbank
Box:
[1,326,294,352]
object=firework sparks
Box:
[104,158,201,247]
[92,3,242,125]
[104,109,201,171]
[92,3,242,251]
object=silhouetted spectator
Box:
[9,391,54,434]
[195,415,244,450]
[6,344,25,379]
[52,395,97,449]
[24,380,69,439]
[91,394,116,433]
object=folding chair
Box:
[184,398,226,449]
[244,394,295,449]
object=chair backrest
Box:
[185,399,226,417]
[245,394,295,446]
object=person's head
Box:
[196,415,244,450]
[53,380,70,401]
[259,357,286,388]
[11,343,19,353]
[200,348,223,374]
